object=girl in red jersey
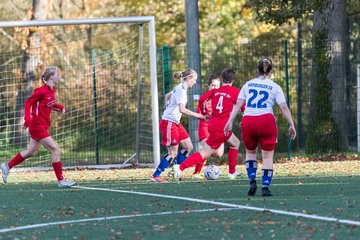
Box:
[225,58,296,196]
[173,68,241,179]
[1,67,75,188]
[192,74,222,179]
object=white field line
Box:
[1,184,360,234]
[73,185,360,226]
[0,207,236,233]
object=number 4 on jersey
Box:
[216,95,224,113]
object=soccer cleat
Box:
[58,179,76,188]
[192,173,203,180]
[173,164,182,180]
[167,169,174,177]
[1,163,10,184]
[228,172,244,180]
[149,176,168,183]
[262,187,273,196]
[247,179,257,196]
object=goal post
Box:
[0,17,160,168]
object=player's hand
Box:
[288,125,296,140]
[62,108,66,114]
[224,121,233,136]
[23,121,30,130]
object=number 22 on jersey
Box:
[247,89,269,109]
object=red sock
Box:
[180,152,203,171]
[193,159,205,174]
[227,147,238,174]
[8,153,25,169]
[52,161,64,181]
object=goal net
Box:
[0,17,160,168]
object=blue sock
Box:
[246,160,257,180]
[175,149,189,165]
[153,154,173,177]
[262,169,273,188]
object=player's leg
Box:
[261,149,275,196]
[226,133,240,177]
[241,116,259,195]
[152,120,179,181]
[211,143,224,158]
[245,148,258,196]
[1,138,41,184]
[152,145,178,182]
[193,139,207,175]
[258,114,277,196]
[167,124,191,178]
[40,136,75,187]
[194,124,209,175]
[176,137,192,165]
[174,143,215,180]
[175,124,193,165]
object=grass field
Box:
[1,160,360,239]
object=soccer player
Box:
[173,68,241,180]
[192,74,222,179]
[150,68,206,183]
[224,58,296,196]
[0,67,75,188]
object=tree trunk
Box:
[307,0,347,152]
[11,0,48,146]
[327,0,348,150]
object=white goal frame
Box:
[0,16,160,167]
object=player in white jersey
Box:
[225,58,296,196]
[150,68,206,183]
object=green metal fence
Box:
[158,38,360,159]
[0,37,359,168]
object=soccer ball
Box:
[204,165,220,180]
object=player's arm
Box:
[198,90,212,115]
[179,103,205,120]
[164,92,172,107]
[51,103,65,113]
[23,89,43,128]
[278,102,296,140]
[224,97,245,136]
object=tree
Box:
[247,0,349,152]
[11,0,48,146]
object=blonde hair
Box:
[173,68,197,81]
[41,67,58,84]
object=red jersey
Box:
[24,85,64,129]
[197,94,212,128]
[199,85,240,129]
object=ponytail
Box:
[258,58,273,75]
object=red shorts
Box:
[205,126,231,150]
[29,124,50,141]
[159,119,189,146]
[198,122,209,141]
[241,114,277,151]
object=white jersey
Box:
[161,83,188,124]
[239,77,286,116]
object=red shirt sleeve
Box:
[198,90,213,115]
[51,103,64,112]
[23,88,43,127]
